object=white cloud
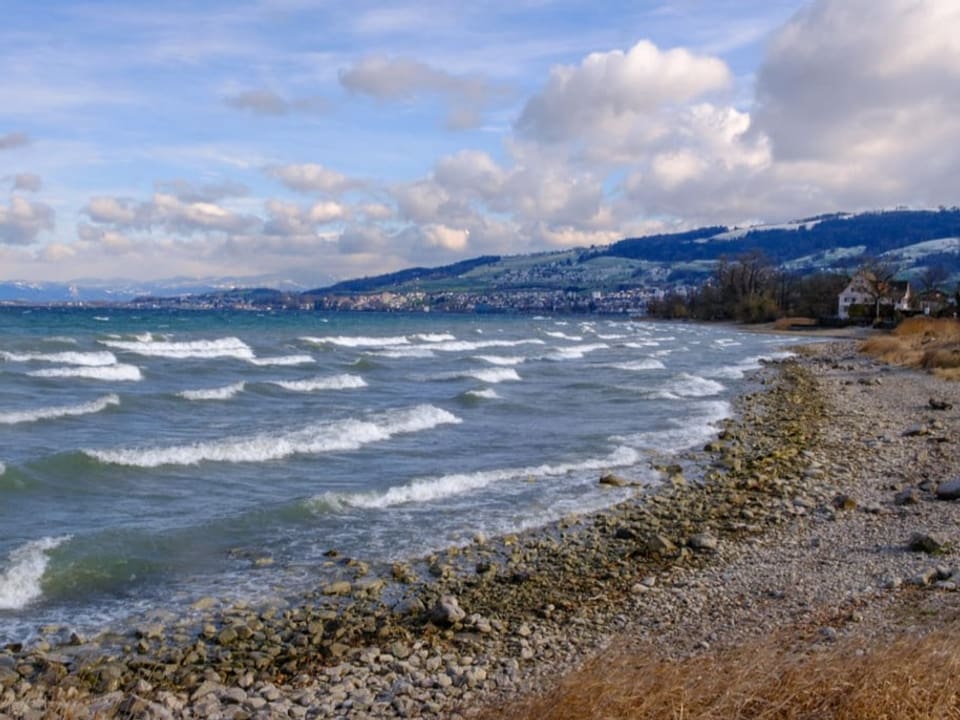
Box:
[267,163,359,195]
[339,55,506,129]
[12,173,42,192]
[86,197,139,225]
[421,224,469,252]
[0,196,55,245]
[516,40,732,144]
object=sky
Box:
[1,0,959,286]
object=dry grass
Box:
[861,317,960,378]
[484,629,960,720]
[773,317,817,330]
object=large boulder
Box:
[430,595,466,626]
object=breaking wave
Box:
[654,373,725,398]
[0,536,71,610]
[99,336,254,360]
[1,350,117,366]
[610,358,666,371]
[28,364,143,382]
[248,354,314,367]
[271,374,368,392]
[474,355,525,366]
[177,382,246,401]
[302,335,410,348]
[0,394,120,425]
[85,404,460,468]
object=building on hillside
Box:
[837,271,912,319]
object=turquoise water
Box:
[0,308,800,642]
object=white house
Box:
[838,271,912,319]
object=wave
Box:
[99,336,254,360]
[312,445,640,511]
[0,536,71,610]
[1,350,118,366]
[373,348,436,359]
[465,388,500,400]
[86,404,460,468]
[654,373,725,398]
[271,374,367,392]
[544,331,584,341]
[248,354,314,367]
[42,336,78,345]
[0,394,119,425]
[456,368,521,383]
[177,382,246,401]
[28,364,143,382]
[413,333,456,342]
[610,358,666,371]
[617,400,731,454]
[474,354,525,366]
[427,338,545,353]
[0,461,4,476]
[547,343,609,360]
[706,351,796,380]
[302,335,410,348]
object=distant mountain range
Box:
[2,209,958,304]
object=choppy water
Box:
[0,308,801,642]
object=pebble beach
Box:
[2,337,960,719]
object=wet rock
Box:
[430,595,466,626]
[598,473,628,488]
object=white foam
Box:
[617,400,732,454]
[42,336,78,345]
[706,351,796,380]
[430,339,545,352]
[248,354,314,366]
[87,404,459,468]
[0,461,5,476]
[465,388,500,400]
[474,355,525,366]
[544,331,583,341]
[373,348,436,359]
[28,364,143,382]
[547,343,609,360]
[99,336,254,360]
[0,350,118,366]
[301,335,410,348]
[624,340,661,349]
[460,368,521,383]
[271,374,367,392]
[610,358,666,371]
[178,382,246,401]
[655,373,725,398]
[0,536,71,610]
[93,316,110,322]
[316,445,640,510]
[413,333,456,342]
[0,394,120,425]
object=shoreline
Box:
[3,340,960,718]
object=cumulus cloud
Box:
[155,179,248,203]
[340,55,506,129]
[516,40,731,144]
[751,0,960,207]
[267,163,360,195]
[0,197,55,245]
[84,193,258,235]
[0,132,29,150]
[224,89,329,116]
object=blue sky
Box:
[1,0,958,284]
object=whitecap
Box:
[654,373,725,398]
[617,400,731,454]
[177,382,246,401]
[447,368,521,383]
[412,333,456,343]
[0,394,120,425]
[547,343,609,360]
[301,335,410,349]
[473,355,525,366]
[99,336,254,360]
[705,351,796,380]
[314,445,640,510]
[372,348,436,359]
[248,354,314,367]
[0,350,118,366]
[465,388,500,400]
[0,536,71,610]
[28,364,143,382]
[544,331,584,341]
[271,374,367,392]
[430,339,544,352]
[0,461,5,476]
[610,358,666,371]
[87,404,459,468]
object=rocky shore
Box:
[2,339,959,720]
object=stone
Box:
[936,478,960,501]
[430,595,466,626]
[645,534,677,556]
[598,473,627,488]
[831,494,857,511]
[894,488,920,505]
[908,532,947,555]
[929,398,954,411]
[688,533,719,552]
[321,580,353,596]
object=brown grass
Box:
[861,317,960,378]
[773,317,817,330]
[483,629,960,720]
